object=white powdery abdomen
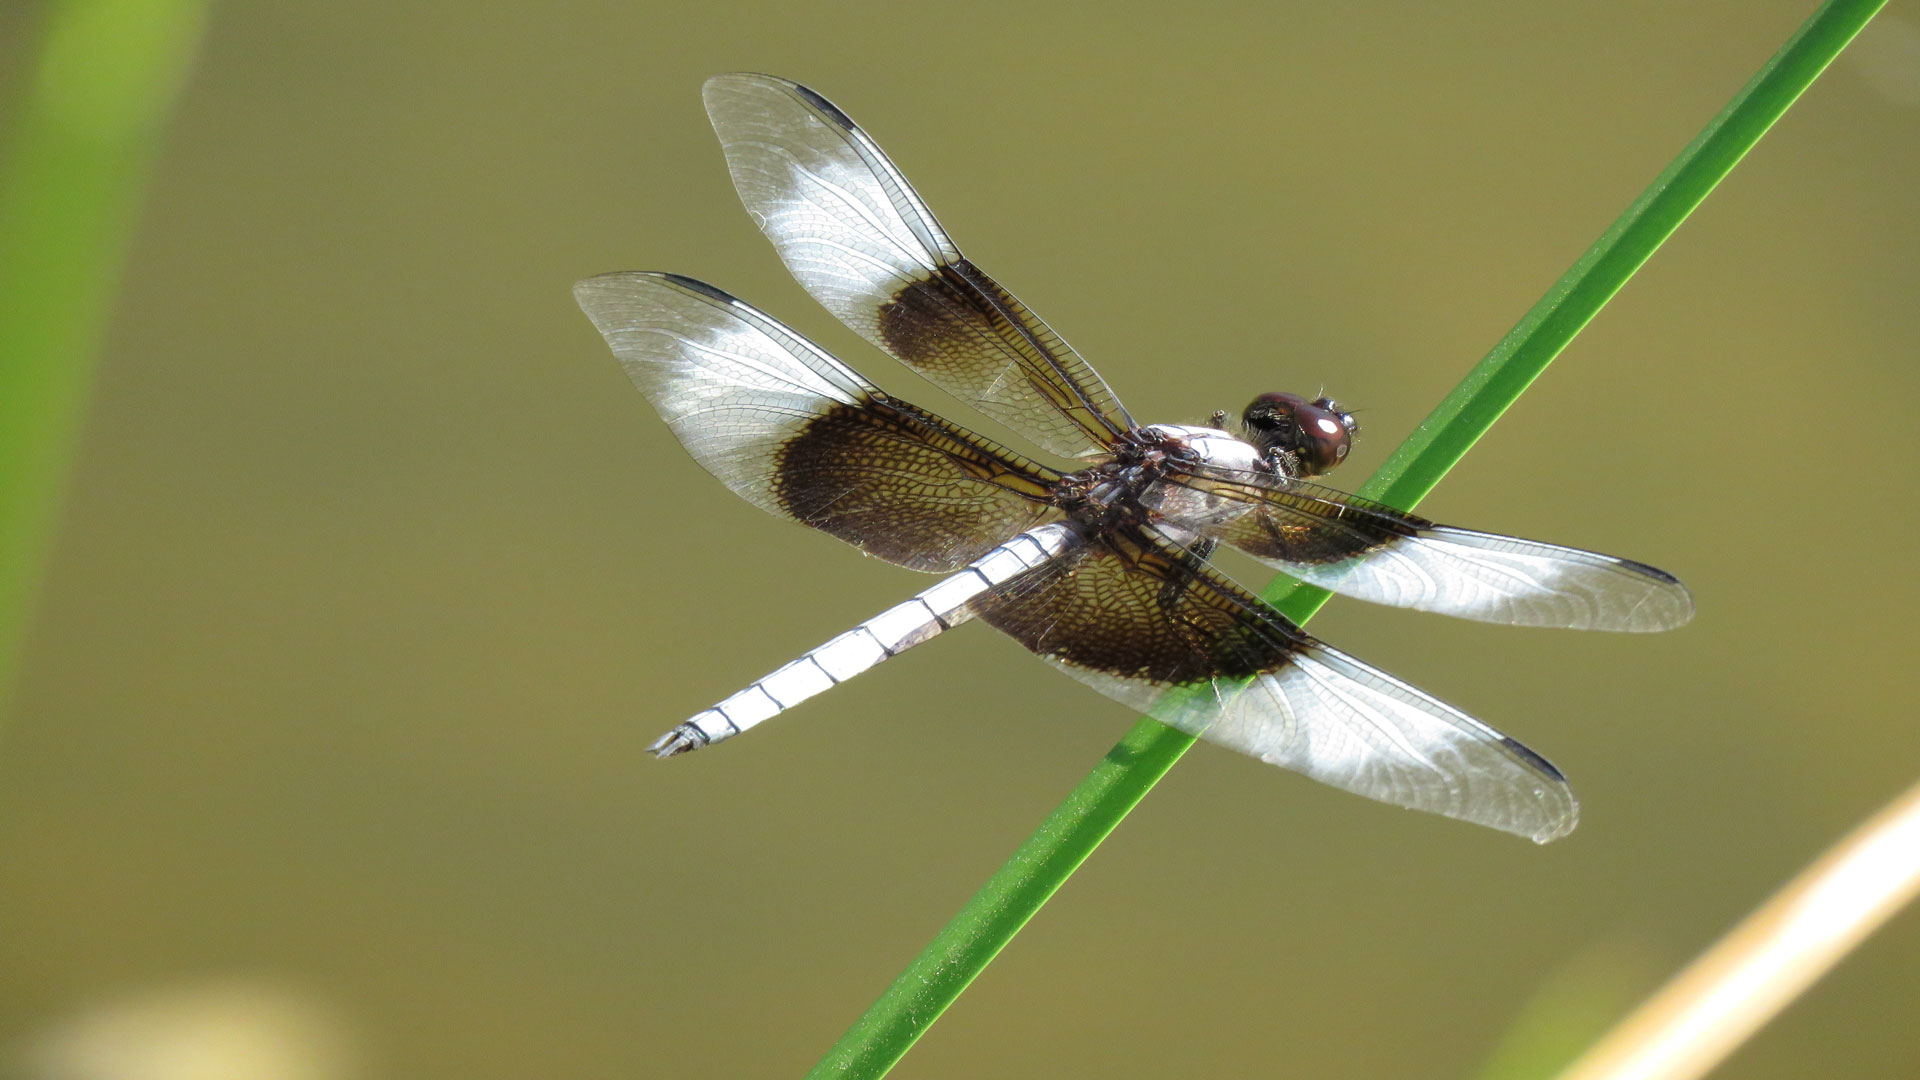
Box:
[653,523,1081,755]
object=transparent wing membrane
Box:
[1166,463,1693,632]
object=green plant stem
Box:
[806,1,1885,1076]
[0,0,207,715]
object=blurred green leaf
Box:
[0,0,208,714]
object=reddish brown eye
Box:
[1241,392,1357,476]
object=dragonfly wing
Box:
[575,271,1060,571]
[1164,463,1693,632]
[968,524,1579,842]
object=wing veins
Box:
[774,148,941,274]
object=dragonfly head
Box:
[1240,393,1357,477]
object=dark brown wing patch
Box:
[973,527,1295,685]
[773,395,1060,571]
[876,259,1134,458]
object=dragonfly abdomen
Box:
[648,523,1081,757]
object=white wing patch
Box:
[573,271,871,518]
[703,74,953,350]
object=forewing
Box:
[575,272,1059,571]
[1165,463,1693,632]
[701,72,1134,459]
[970,526,1578,842]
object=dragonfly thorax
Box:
[1052,425,1271,536]
[1134,424,1266,473]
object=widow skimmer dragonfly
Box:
[575,74,1692,843]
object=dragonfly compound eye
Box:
[1242,392,1353,476]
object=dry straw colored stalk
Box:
[1555,777,1920,1080]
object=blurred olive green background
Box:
[3,2,1919,1078]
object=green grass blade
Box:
[0,0,208,714]
[805,1,1886,1076]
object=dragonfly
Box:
[574,73,1692,843]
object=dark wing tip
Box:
[1495,737,1578,844]
[702,72,858,128]
[1582,550,1694,631]
[1498,735,1567,783]
[572,271,740,309]
[652,272,741,305]
[1623,566,1696,632]
[1622,557,1684,587]
[786,82,857,130]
